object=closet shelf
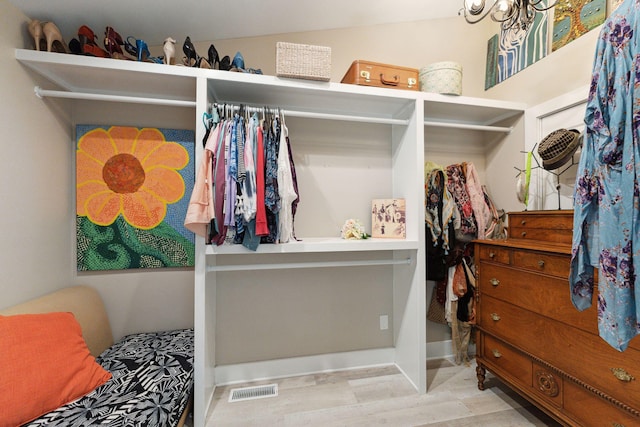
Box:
[205,238,419,255]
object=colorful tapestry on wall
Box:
[497,10,549,84]
[485,3,550,89]
[485,34,500,90]
[76,125,195,271]
[552,0,606,51]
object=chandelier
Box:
[460,0,557,32]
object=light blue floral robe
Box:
[570,0,640,352]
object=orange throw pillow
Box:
[0,312,112,426]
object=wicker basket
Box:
[276,42,331,81]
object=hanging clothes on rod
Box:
[185,103,300,251]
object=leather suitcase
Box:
[341,60,419,91]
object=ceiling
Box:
[9,0,462,47]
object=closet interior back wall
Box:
[286,117,392,237]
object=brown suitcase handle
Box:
[379,73,399,86]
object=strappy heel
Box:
[125,36,163,63]
[182,37,211,68]
[104,27,131,60]
[71,25,110,57]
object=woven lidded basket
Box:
[276,42,331,81]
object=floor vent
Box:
[228,384,278,402]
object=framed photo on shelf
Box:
[371,198,406,239]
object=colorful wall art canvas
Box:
[76,125,195,271]
[485,2,550,89]
[497,10,549,84]
[372,199,406,239]
[552,0,606,51]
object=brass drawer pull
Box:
[492,349,502,358]
[521,220,526,225]
[538,260,545,268]
[611,368,635,382]
[489,251,496,259]
[521,231,527,237]
[612,423,625,427]
[491,313,501,321]
[489,278,500,287]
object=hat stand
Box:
[543,155,578,210]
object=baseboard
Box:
[425,339,476,361]
[214,347,396,386]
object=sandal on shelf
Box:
[69,25,110,57]
[182,36,211,68]
[125,36,163,63]
[104,27,131,60]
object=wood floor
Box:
[201,357,562,426]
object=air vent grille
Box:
[228,384,278,402]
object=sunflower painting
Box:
[76,125,195,271]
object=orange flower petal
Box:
[121,192,166,229]
[142,142,189,170]
[76,151,105,185]
[141,167,185,203]
[133,128,166,162]
[77,128,117,164]
[77,181,110,216]
[84,192,122,226]
[108,126,140,155]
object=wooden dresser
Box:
[474,210,640,426]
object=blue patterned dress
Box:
[570,0,640,351]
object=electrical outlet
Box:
[379,315,389,330]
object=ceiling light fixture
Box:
[460,0,557,32]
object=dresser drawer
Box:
[564,380,640,427]
[508,226,573,244]
[480,297,640,412]
[477,244,510,265]
[511,249,570,279]
[478,296,544,354]
[481,334,532,388]
[549,326,640,411]
[477,263,598,336]
[508,211,573,231]
[508,211,573,245]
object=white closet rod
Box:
[424,120,512,133]
[34,86,197,108]
[206,257,411,272]
[211,103,409,126]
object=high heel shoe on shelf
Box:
[28,20,67,53]
[104,27,131,60]
[28,19,45,51]
[69,25,110,58]
[163,37,176,65]
[125,36,163,63]
[219,55,231,71]
[208,44,220,70]
[182,36,211,68]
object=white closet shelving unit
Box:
[16,48,525,427]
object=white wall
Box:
[2,0,602,361]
